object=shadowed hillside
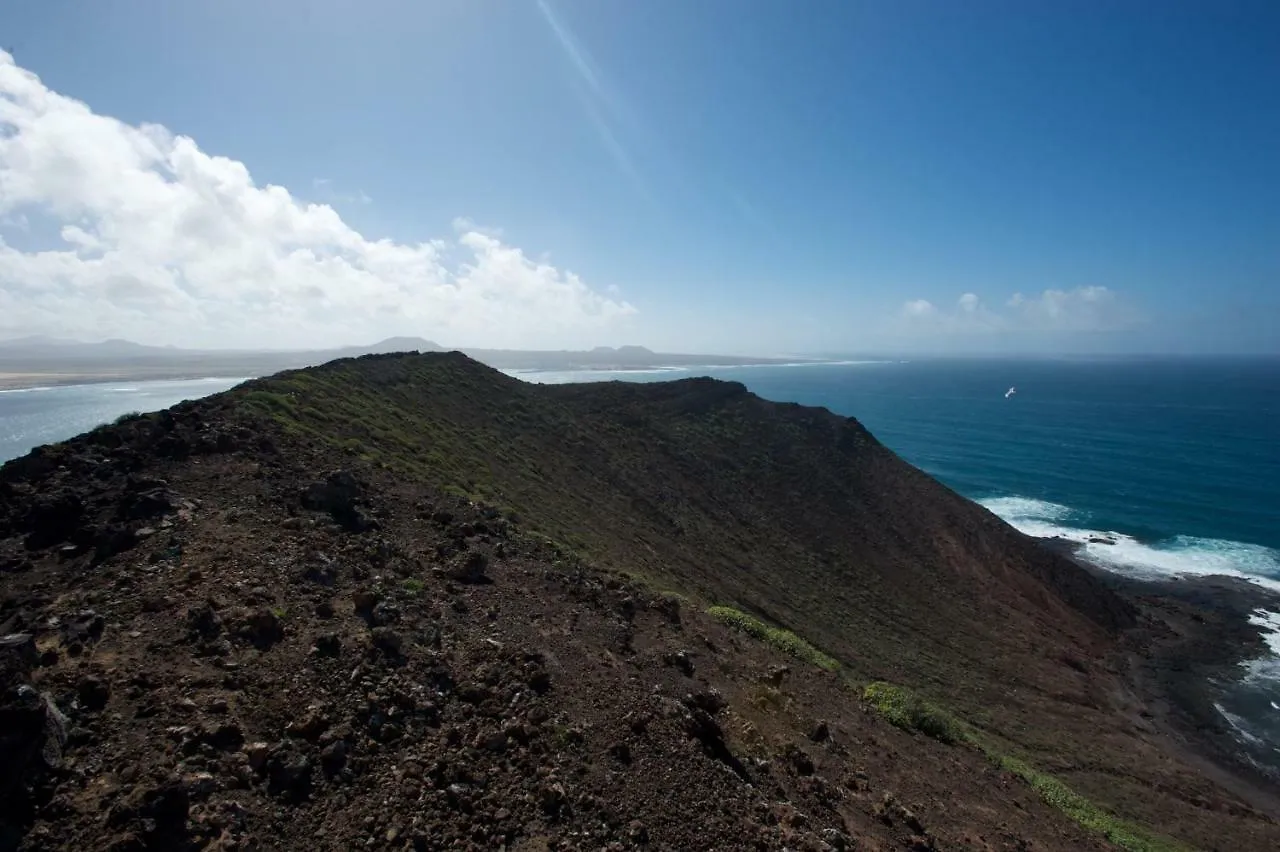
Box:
[0,352,1275,851]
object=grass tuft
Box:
[996,756,1190,852]
[862,681,970,745]
[707,605,839,671]
[861,683,1188,850]
[401,578,425,594]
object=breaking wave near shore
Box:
[982,493,1280,775]
[980,495,1280,587]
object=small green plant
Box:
[707,605,839,671]
[401,578,425,593]
[860,683,1184,849]
[112,410,144,425]
[862,681,970,745]
[996,756,1189,852]
[271,606,288,620]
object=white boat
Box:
[1005,386,1016,399]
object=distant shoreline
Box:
[0,371,256,393]
[0,357,848,393]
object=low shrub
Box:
[862,681,970,745]
[707,605,839,671]
[996,756,1189,852]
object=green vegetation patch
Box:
[996,756,1190,852]
[862,684,1188,849]
[862,681,970,745]
[707,605,839,671]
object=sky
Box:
[0,0,1277,355]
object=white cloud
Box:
[901,286,1135,335]
[903,298,936,317]
[0,51,635,349]
[1006,285,1127,331]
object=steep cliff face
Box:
[0,352,1273,851]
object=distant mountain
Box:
[0,336,177,356]
[590,344,655,356]
[332,337,446,357]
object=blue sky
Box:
[0,0,1276,354]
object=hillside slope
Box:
[0,352,1275,850]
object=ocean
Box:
[0,377,248,464]
[2,358,1278,761]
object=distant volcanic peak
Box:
[365,336,444,353]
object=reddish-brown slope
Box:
[0,351,1275,850]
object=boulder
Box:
[301,470,378,532]
[19,489,84,549]
[441,549,490,584]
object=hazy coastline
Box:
[0,336,821,392]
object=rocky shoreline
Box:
[1038,534,1280,814]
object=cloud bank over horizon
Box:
[0,51,636,350]
[900,286,1140,338]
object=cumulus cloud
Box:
[1005,285,1128,331]
[901,286,1135,334]
[903,298,937,318]
[0,51,635,348]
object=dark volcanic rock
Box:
[0,683,68,830]
[19,489,84,549]
[76,676,111,711]
[441,548,490,584]
[301,470,378,532]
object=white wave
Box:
[978,496,1280,592]
[1249,611,1280,657]
[1215,703,1267,746]
[980,495,1280,760]
[0,385,55,394]
[978,496,1078,524]
[107,387,141,393]
[1239,655,1280,687]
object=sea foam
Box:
[979,495,1280,592]
[981,494,1280,757]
